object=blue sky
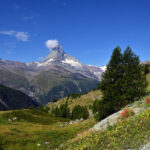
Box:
[0,0,150,66]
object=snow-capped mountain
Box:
[36,45,83,69]
[28,42,105,80]
[0,41,105,104]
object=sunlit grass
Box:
[64,107,150,150]
[0,109,96,150]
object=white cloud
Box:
[0,30,29,42]
[0,30,15,36]
[15,32,28,41]
[45,40,59,50]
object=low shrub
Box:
[145,97,150,104]
[120,108,134,119]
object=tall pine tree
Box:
[100,47,124,111]
[95,46,147,121]
[121,46,147,104]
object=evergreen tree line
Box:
[93,46,147,121]
[30,105,50,113]
[51,102,89,120]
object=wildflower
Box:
[8,119,12,122]
[13,117,17,121]
[37,143,41,146]
[45,141,49,145]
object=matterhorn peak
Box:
[45,40,65,60]
[33,39,84,69]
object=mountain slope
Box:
[32,68,99,104]
[0,84,39,110]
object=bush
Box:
[145,97,150,104]
[120,108,134,119]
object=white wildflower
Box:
[37,143,41,146]
[45,141,49,145]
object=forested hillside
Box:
[0,84,39,110]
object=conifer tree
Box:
[121,46,147,105]
[94,46,147,121]
[100,47,124,111]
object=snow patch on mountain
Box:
[62,58,82,67]
[86,65,106,80]
[36,58,54,67]
[87,65,106,72]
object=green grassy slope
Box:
[0,109,96,150]
[63,95,150,150]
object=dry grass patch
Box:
[48,90,102,111]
